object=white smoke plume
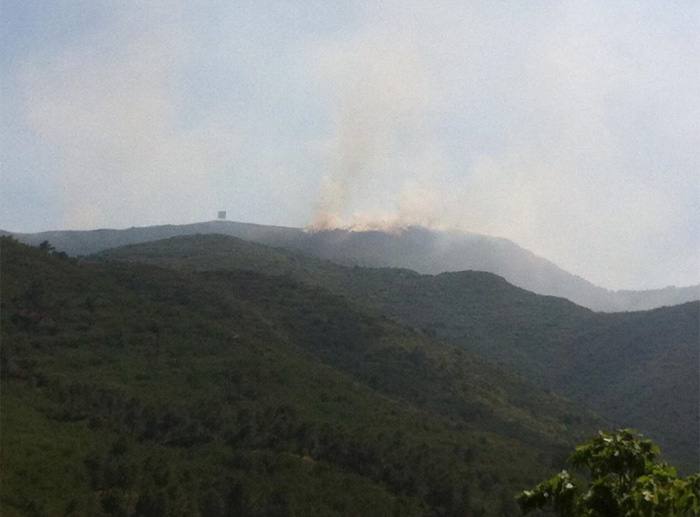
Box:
[306,2,700,288]
[310,31,442,231]
[5,0,698,289]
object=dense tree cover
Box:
[518,429,700,516]
[96,234,700,472]
[1,237,601,516]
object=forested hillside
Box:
[97,234,700,472]
[1,237,603,516]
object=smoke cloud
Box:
[310,32,438,231]
[306,1,700,288]
[2,1,698,289]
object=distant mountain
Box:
[287,226,700,312]
[96,234,700,472]
[2,237,602,515]
[6,220,699,311]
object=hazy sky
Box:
[1,1,698,290]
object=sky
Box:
[1,0,698,290]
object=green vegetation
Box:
[1,237,603,515]
[96,234,700,471]
[518,429,700,516]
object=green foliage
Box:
[94,234,699,471]
[1,237,598,516]
[517,429,700,516]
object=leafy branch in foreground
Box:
[517,429,700,516]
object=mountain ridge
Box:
[5,220,698,312]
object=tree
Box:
[39,240,55,253]
[517,429,700,516]
[38,239,68,258]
